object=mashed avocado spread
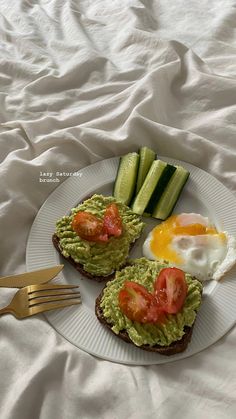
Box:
[55,194,145,276]
[100,258,203,347]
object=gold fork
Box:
[0,283,81,319]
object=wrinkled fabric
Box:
[0,1,236,418]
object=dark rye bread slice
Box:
[52,233,137,283]
[95,290,194,355]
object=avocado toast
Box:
[95,258,203,355]
[53,194,144,282]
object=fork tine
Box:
[29,299,81,316]
[27,284,79,293]
[29,293,81,307]
[29,289,81,300]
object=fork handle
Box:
[0,307,12,316]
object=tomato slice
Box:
[118,281,165,324]
[154,267,187,314]
[71,204,123,242]
[103,203,122,237]
[71,211,109,242]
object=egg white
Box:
[142,214,236,282]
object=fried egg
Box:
[143,213,236,281]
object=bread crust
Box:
[95,289,194,355]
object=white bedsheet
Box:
[1,1,236,418]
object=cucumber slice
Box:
[131,160,167,215]
[152,166,190,220]
[135,147,156,195]
[113,152,139,205]
[145,164,176,215]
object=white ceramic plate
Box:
[26,157,236,365]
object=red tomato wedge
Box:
[103,203,123,237]
[118,281,165,324]
[154,267,187,314]
[71,204,123,242]
[71,212,109,242]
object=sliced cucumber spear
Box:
[145,164,176,215]
[131,160,167,215]
[113,152,139,205]
[152,166,190,220]
[135,147,156,195]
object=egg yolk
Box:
[150,214,225,264]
